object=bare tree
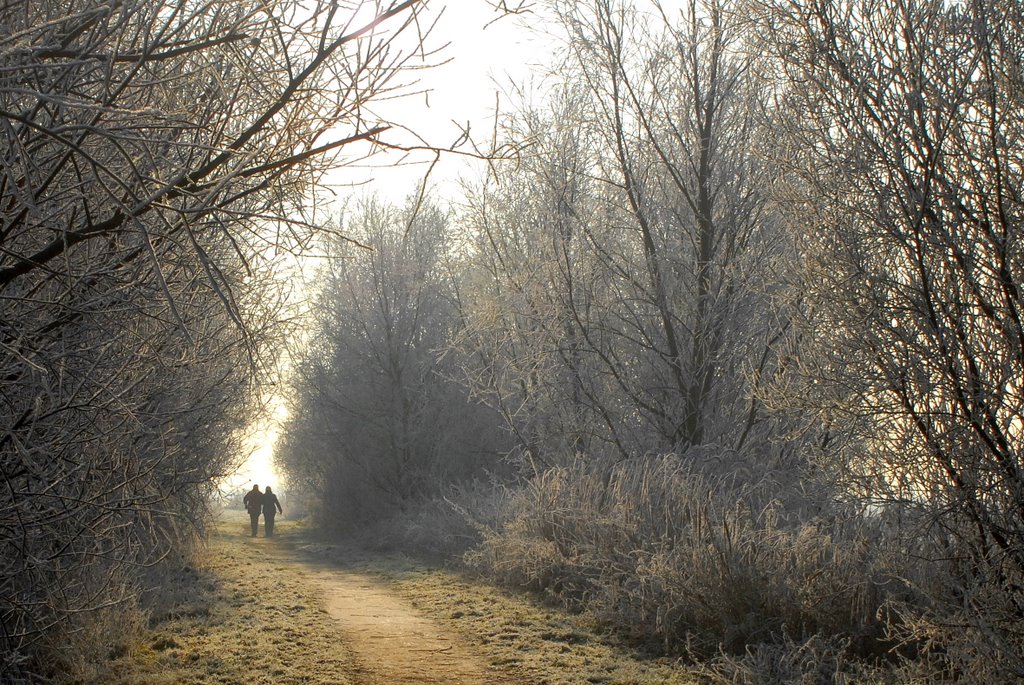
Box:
[0,0,436,677]
[456,0,810,484]
[455,85,619,468]
[278,193,506,529]
[759,0,1024,675]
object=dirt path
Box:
[267,542,510,684]
[226,515,515,685]
[97,512,692,685]
[309,567,498,684]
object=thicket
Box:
[0,0,435,680]
[466,457,887,653]
[276,196,513,534]
[276,0,1024,682]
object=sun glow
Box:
[221,397,289,496]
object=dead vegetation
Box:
[464,458,899,659]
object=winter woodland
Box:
[3,1,1024,682]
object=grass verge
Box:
[300,538,698,684]
[88,514,355,685]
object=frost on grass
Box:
[94,516,356,685]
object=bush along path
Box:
[94,511,695,685]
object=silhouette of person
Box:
[243,484,262,537]
[262,486,283,537]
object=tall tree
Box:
[456,86,614,467]
[760,0,1024,674]
[458,0,808,481]
[279,194,505,529]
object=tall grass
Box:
[343,452,1024,682]
[464,455,903,659]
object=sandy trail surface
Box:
[310,567,497,684]
[234,517,514,685]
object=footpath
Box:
[95,512,692,685]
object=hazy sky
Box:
[327,1,555,202]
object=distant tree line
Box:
[279,0,1024,681]
[0,0,434,680]
[280,196,510,528]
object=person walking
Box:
[243,484,263,537]
[262,486,283,537]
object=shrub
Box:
[466,455,903,659]
[342,480,513,563]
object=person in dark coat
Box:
[243,484,262,537]
[262,486,283,537]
